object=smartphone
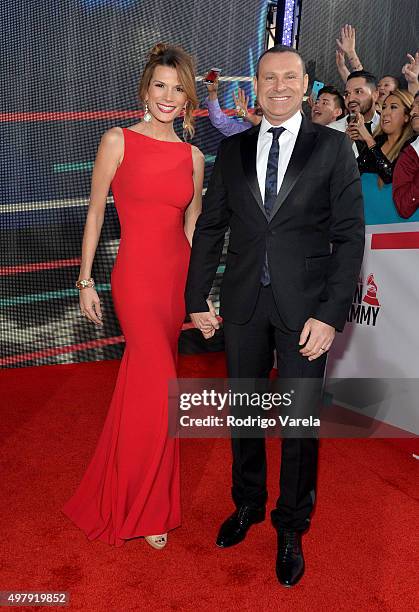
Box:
[203,67,222,84]
[311,80,325,101]
[347,112,357,124]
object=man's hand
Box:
[402,52,419,95]
[190,299,220,339]
[205,76,219,101]
[336,24,356,56]
[299,318,335,361]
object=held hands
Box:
[79,288,103,327]
[190,299,220,340]
[299,318,335,361]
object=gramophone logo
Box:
[347,273,381,326]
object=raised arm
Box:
[402,52,419,97]
[233,87,261,127]
[78,127,123,326]
[335,49,350,84]
[206,77,252,137]
[336,24,364,73]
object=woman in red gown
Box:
[62,44,208,549]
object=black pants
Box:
[223,285,327,531]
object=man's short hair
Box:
[347,70,378,90]
[256,44,306,78]
[317,85,345,118]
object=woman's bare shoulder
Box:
[191,145,205,165]
[100,126,124,146]
[96,127,125,164]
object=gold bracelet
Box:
[75,278,95,290]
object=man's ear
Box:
[253,75,258,98]
[333,107,342,120]
[303,73,309,95]
[372,88,380,103]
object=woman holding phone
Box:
[63,43,205,549]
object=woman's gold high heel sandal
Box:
[144,534,168,549]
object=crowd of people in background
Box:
[204,24,419,223]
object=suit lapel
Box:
[240,124,268,220]
[270,115,318,221]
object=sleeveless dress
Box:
[62,128,194,546]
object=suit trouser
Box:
[223,284,327,531]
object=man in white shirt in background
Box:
[328,70,380,157]
[311,85,346,126]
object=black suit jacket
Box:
[185,115,365,332]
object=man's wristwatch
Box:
[75,278,95,290]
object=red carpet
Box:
[1,355,418,611]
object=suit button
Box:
[270,230,276,236]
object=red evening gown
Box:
[62,128,194,546]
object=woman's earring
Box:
[182,105,188,130]
[143,102,152,122]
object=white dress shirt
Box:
[410,135,419,156]
[327,111,380,158]
[256,111,302,201]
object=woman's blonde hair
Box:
[138,43,198,140]
[373,89,414,183]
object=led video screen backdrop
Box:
[1,0,267,368]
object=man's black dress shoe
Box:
[216,505,265,548]
[276,529,305,587]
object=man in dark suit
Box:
[185,45,365,586]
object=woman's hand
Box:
[79,288,103,326]
[346,112,376,147]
